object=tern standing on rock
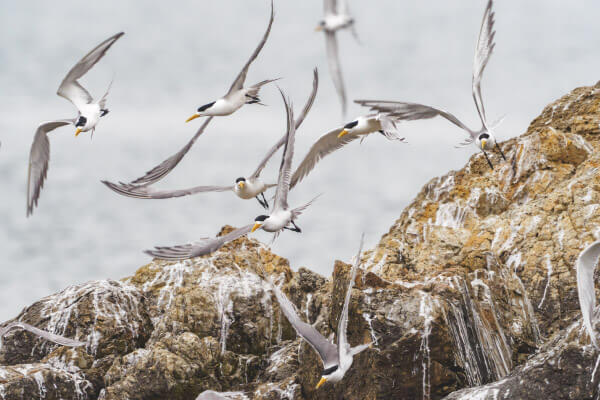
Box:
[270,234,370,389]
[316,0,359,118]
[144,90,319,260]
[26,32,124,216]
[356,0,506,170]
[102,69,319,210]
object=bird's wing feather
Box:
[273,90,295,212]
[271,281,338,366]
[472,0,496,128]
[101,181,233,199]
[291,194,322,220]
[26,119,74,216]
[116,116,214,186]
[355,100,474,139]
[0,322,84,347]
[325,32,347,117]
[145,224,254,260]
[324,0,336,15]
[576,241,600,349]
[227,0,274,95]
[289,127,359,190]
[337,234,364,367]
[57,32,124,109]
[250,68,319,179]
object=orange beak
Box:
[186,114,200,123]
[337,129,349,138]
[316,377,327,389]
[75,128,82,136]
[251,223,262,232]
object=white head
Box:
[476,132,494,150]
[235,177,246,192]
[337,117,367,138]
[186,101,216,122]
[316,364,345,389]
[74,115,88,136]
[251,214,269,232]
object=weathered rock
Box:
[3,83,600,399]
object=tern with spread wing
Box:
[102,69,319,210]
[576,240,600,349]
[195,391,247,400]
[0,321,85,348]
[144,90,319,260]
[315,0,358,118]
[26,32,124,216]
[356,0,506,170]
[289,113,404,189]
[186,0,277,123]
[270,234,370,389]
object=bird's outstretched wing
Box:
[270,280,338,367]
[102,181,232,199]
[324,0,337,15]
[289,126,357,190]
[337,234,364,367]
[57,32,124,109]
[576,241,600,349]
[250,68,319,180]
[145,224,254,260]
[273,90,295,212]
[117,116,214,186]
[325,32,347,117]
[472,0,496,128]
[227,0,274,95]
[27,119,74,217]
[355,100,473,137]
[0,322,85,347]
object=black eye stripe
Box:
[343,120,358,130]
[254,215,269,222]
[322,365,338,375]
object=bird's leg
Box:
[260,192,270,209]
[255,196,267,209]
[496,142,507,161]
[284,220,302,233]
[482,150,494,170]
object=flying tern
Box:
[0,321,85,348]
[26,32,124,216]
[355,0,506,170]
[270,234,370,389]
[576,240,600,349]
[144,90,319,260]
[102,69,319,210]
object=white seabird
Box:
[144,89,319,260]
[315,0,359,118]
[355,0,506,170]
[26,32,124,216]
[576,240,600,349]
[270,234,370,389]
[0,321,85,348]
[101,69,319,210]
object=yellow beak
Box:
[315,26,323,32]
[481,139,487,149]
[75,128,82,136]
[238,182,245,189]
[337,129,349,138]
[251,223,262,233]
[316,377,327,389]
[186,114,200,123]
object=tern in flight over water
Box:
[102,69,319,210]
[356,0,506,170]
[26,32,124,216]
[144,90,319,260]
[270,234,370,389]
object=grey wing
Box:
[145,224,254,260]
[0,322,84,347]
[26,120,74,217]
[271,281,338,366]
[576,241,600,349]
[227,0,274,94]
[355,100,473,138]
[325,32,347,117]
[289,127,359,190]
[250,68,319,179]
[57,32,124,109]
[121,117,214,186]
[102,181,233,199]
[337,234,364,364]
[273,90,295,212]
[472,0,496,128]
[324,0,336,14]
[290,193,322,220]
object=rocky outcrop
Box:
[2,83,600,399]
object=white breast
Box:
[79,103,101,132]
[205,93,245,116]
[262,210,292,232]
[234,178,266,199]
[324,14,353,31]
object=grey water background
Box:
[0,1,599,320]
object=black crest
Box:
[235,177,246,183]
[343,120,359,130]
[254,215,269,222]
[322,365,339,376]
[75,116,87,127]
[479,133,490,140]
[198,101,216,112]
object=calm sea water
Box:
[1,0,599,320]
